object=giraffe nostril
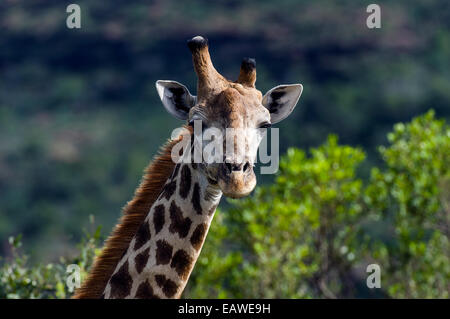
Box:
[223,162,250,174]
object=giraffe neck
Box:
[103,162,222,298]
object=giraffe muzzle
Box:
[217,161,256,198]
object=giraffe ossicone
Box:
[73,36,303,299]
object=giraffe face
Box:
[156,36,303,198]
[187,85,269,198]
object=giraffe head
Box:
[156,36,303,198]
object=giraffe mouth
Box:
[216,164,257,198]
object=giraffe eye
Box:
[259,122,272,129]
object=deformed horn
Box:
[237,57,256,87]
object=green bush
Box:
[0,219,102,299]
[365,110,450,298]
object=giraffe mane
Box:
[73,133,186,299]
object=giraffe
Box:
[73,36,303,299]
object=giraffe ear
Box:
[262,84,303,124]
[156,80,197,120]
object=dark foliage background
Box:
[0,0,449,298]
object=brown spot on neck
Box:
[192,183,202,215]
[155,240,173,265]
[109,261,132,299]
[135,247,150,274]
[179,165,192,199]
[169,201,192,238]
[135,280,159,299]
[134,220,151,251]
[190,223,208,251]
[170,249,194,281]
[154,274,179,298]
[153,204,165,234]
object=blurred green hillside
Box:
[0,0,450,266]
